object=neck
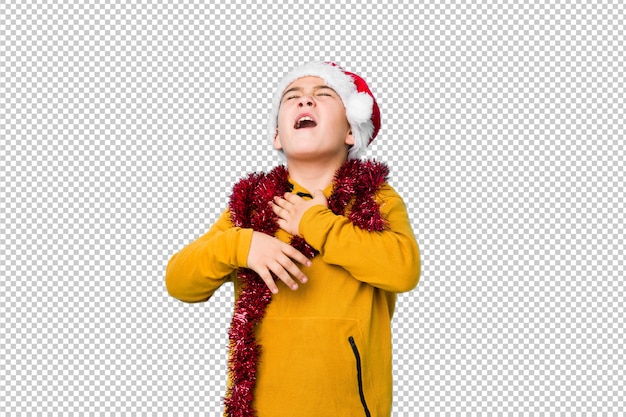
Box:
[286,157,348,192]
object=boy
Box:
[166,61,420,417]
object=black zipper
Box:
[286,182,313,199]
[348,336,372,417]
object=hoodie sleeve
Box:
[165,209,253,303]
[298,184,420,293]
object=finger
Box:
[257,268,280,294]
[273,195,291,209]
[283,244,312,268]
[312,189,326,199]
[268,261,299,290]
[311,190,328,206]
[276,218,293,234]
[283,192,304,203]
[271,201,284,216]
[276,253,308,284]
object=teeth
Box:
[296,116,314,129]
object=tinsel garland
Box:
[224,159,389,417]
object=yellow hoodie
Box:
[166,179,420,417]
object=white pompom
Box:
[345,92,373,125]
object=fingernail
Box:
[301,276,308,283]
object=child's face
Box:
[274,76,354,162]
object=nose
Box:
[297,95,314,107]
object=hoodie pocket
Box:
[253,317,378,417]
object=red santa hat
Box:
[268,61,381,159]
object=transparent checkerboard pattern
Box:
[1,0,624,415]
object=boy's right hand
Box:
[246,231,311,294]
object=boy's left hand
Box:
[272,190,328,236]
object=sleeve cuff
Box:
[235,227,254,268]
[299,205,337,251]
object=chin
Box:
[284,150,321,160]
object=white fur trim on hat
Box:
[268,61,376,160]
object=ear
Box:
[273,129,283,150]
[344,128,355,146]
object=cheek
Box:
[276,109,291,131]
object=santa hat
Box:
[268,61,381,160]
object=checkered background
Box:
[1,0,624,415]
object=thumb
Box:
[311,189,328,207]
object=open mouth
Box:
[294,115,317,129]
